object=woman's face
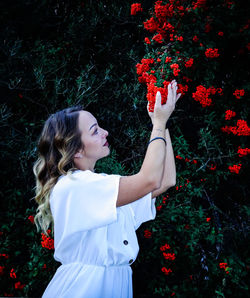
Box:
[76,111,110,163]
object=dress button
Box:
[129,259,133,264]
[123,240,128,245]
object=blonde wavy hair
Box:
[33,106,84,236]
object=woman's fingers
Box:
[155,91,162,109]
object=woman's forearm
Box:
[160,128,176,188]
[140,121,166,187]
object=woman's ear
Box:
[74,152,83,158]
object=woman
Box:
[33,80,180,298]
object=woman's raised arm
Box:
[116,81,180,207]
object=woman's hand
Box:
[147,79,181,125]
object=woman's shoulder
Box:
[56,169,119,187]
[51,170,120,200]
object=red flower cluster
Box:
[205,48,220,58]
[41,230,54,250]
[176,84,188,97]
[10,268,16,279]
[175,35,183,42]
[221,119,250,136]
[163,252,176,260]
[28,215,34,224]
[155,0,174,21]
[228,163,242,174]
[209,163,217,170]
[144,37,151,44]
[15,281,26,290]
[192,85,222,107]
[192,0,207,9]
[218,31,224,36]
[237,147,250,157]
[225,110,236,120]
[160,243,171,251]
[131,3,143,16]
[0,253,9,259]
[161,267,172,275]
[143,17,159,33]
[147,82,169,112]
[163,22,175,33]
[233,89,245,99]
[165,56,172,63]
[185,58,194,68]
[136,58,154,75]
[170,63,180,76]
[193,35,199,42]
[152,33,163,43]
[192,85,212,107]
[219,262,230,274]
[144,229,152,238]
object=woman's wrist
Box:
[150,119,171,129]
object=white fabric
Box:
[42,170,156,298]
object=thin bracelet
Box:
[148,137,167,146]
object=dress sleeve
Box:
[50,170,121,239]
[128,192,157,230]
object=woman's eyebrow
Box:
[89,123,97,131]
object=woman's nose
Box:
[102,129,108,138]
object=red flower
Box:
[205,48,220,58]
[160,243,171,251]
[155,0,174,20]
[206,217,211,222]
[163,252,176,260]
[170,63,179,69]
[228,163,242,174]
[185,58,194,68]
[225,110,236,120]
[233,89,245,99]
[221,119,250,136]
[237,147,250,157]
[152,33,164,43]
[41,230,54,250]
[0,253,9,259]
[175,35,183,41]
[144,37,151,44]
[131,3,143,16]
[218,31,224,36]
[193,0,207,9]
[15,281,26,290]
[219,262,228,269]
[144,229,152,238]
[192,85,212,107]
[156,205,162,211]
[10,268,16,279]
[193,35,199,42]
[143,17,159,33]
[28,215,34,224]
[147,82,170,112]
[209,164,217,170]
[161,267,172,275]
[165,56,172,63]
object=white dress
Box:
[42,169,156,298]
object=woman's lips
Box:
[104,141,109,146]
